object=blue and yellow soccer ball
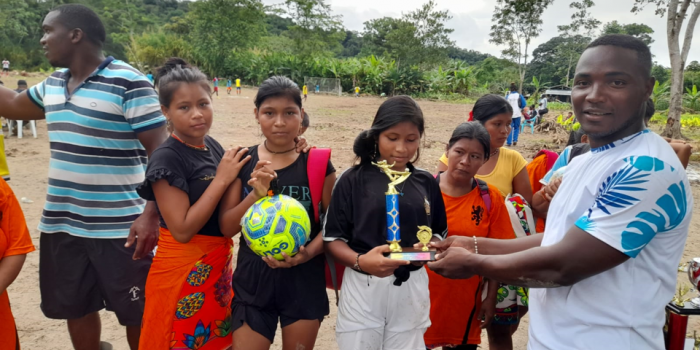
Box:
[241,194,311,261]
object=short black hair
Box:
[254,76,302,110]
[472,94,513,124]
[156,57,210,107]
[52,4,106,47]
[586,34,652,77]
[447,122,491,161]
[17,80,27,87]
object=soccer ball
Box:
[241,194,311,261]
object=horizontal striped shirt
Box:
[27,57,165,238]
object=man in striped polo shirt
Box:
[0,5,166,349]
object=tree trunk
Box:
[662,0,700,139]
[664,68,684,138]
[565,54,573,88]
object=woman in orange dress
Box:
[0,178,35,350]
[425,122,515,350]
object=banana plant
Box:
[528,76,548,105]
[452,66,475,95]
[652,80,670,107]
[684,85,700,111]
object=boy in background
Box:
[227,79,232,95]
[236,78,241,95]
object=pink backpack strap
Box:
[475,178,492,212]
[307,148,331,223]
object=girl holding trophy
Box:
[324,95,448,350]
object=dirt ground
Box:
[4,74,700,350]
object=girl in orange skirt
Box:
[137,58,273,350]
[425,122,515,350]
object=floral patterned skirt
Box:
[139,228,234,350]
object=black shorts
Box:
[39,232,152,326]
[2,68,8,72]
[231,246,329,342]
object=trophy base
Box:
[690,298,700,308]
[384,247,437,262]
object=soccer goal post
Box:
[304,77,342,96]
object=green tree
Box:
[402,0,455,67]
[188,0,266,75]
[652,63,671,84]
[601,21,655,46]
[629,0,700,138]
[283,0,345,57]
[340,30,363,57]
[557,0,599,87]
[361,17,421,65]
[490,0,554,93]
[686,60,700,72]
[447,48,491,65]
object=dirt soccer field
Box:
[4,75,700,349]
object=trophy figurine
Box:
[416,225,432,251]
[373,160,411,253]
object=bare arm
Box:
[153,177,231,243]
[0,88,45,121]
[218,161,276,238]
[428,226,628,288]
[125,124,171,258]
[261,172,338,268]
[0,254,26,295]
[137,125,169,157]
[153,148,250,243]
[430,233,543,256]
[530,178,562,220]
[670,143,692,169]
[218,179,263,238]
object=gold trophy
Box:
[374,161,437,262]
[373,160,411,253]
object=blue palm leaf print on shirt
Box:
[591,161,650,216]
[621,181,688,255]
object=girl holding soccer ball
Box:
[218,76,336,350]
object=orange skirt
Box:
[139,228,234,350]
[0,290,19,350]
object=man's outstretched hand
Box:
[427,247,476,279]
[429,236,475,253]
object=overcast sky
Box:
[262,0,700,67]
